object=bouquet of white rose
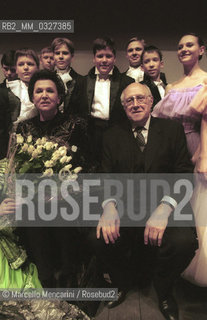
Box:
[8,133,82,181]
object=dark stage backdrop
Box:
[0,0,206,82]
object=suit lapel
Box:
[144,117,162,171]
[8,90,21,122]
[110,76,120,113]
[144,79,161,104]
[109,66,121,114]
[69,68,78,80]
[86,74,96,113]
[150,81,162,101]
[119,121,142,172]
[65,78,76,107]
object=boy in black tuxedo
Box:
[140,45,167,110]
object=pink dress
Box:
[152,85,207,286]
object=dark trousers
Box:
[87,226,198,298]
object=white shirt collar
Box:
[95,67,113,80]
[55,66,71,74]
[132,115,151,131]
[154,79,163,86]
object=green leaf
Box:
[18,162,33,173]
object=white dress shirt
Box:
[91,68,113,120]
[56,68,72,91]
[154,80,165,98]
[126,66,144,83]
[8,80,37,124]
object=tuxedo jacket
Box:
[140,72,167,110]
[0,80,22,124]
[0,86,21,123]
[72,66,134,122]
[0,79,6,89]
[63,67,84,115]
[0,88,12,158]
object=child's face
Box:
[126,41,144,68]
[2,64,17,81]
[41,52,55,71]
[141,51,163,81]
[54,44,73,71]
[93,47,115,76]
[16,55,38,84]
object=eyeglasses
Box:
[125,95,148,107]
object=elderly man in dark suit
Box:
[93,83,197,320]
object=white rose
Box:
[35,138,42,145]
[63,164,72,170]
[41,137,47,144]
[60,155,68,164]
[27,135,32,143]
[58,146,67,156]
[27,145,35,154]
[59,146,67,152]
[44,160,55,168]
[16,134,24,144]
[52,152,61,161]
[36,145,43,154]
[44,142,54,150]
[73,166,82,174]
[66,156,72,162]
[21,143,29,152]
[71,145,77,152]
[59,149,67,157]
[31,149,39,159]
[42,168,54,177]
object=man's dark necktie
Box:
[135,127,145,150]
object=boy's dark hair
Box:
[28,69,65,106]
[125,37,146,50]
[15,48,39,68]
[93,37,116,56]
[1,50,16,66]
[141,45,163,64]
[51,37,74,56]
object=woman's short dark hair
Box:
[15,48,40,67]
[28,70,65,106]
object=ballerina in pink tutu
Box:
[152,32,207,286]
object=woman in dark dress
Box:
[16,70,95,291]
[0,69,93,319]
